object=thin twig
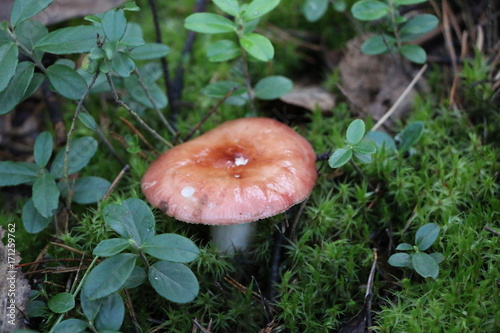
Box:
[240,51,258,114]
[182,86,238,142]
[105,73,173,148]
[371,64,428,131]
[484,225,500,237]
[119,117,160,154]
[50,242,92,257]
[103,164,131,200]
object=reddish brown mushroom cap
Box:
[141,117,317,225]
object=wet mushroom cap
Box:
[141,117,317,225]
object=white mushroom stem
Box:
[210,222,257,255]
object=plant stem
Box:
[105,73,173,148]
[240,50,257,114]
[7,28,47,73]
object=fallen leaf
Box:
[279,85,335,111]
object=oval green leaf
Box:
[184,13,236,34]
[0,43,19,93]
[412,252,439,279]
[123,75,168,109]
[143,234,200,263]
[206,40,241,62]
[32,173,60,218]
[239,33,274,61]
[102,9,127,42]
[213,0,240,17]
[53,319,88,333]
[352,141,377,155]
[396,121,424,152]
[130,43,170,60]
[354,152,373,163]
[112,51,135,77]
[78,112,97,130]
[48,292,75,314]
[0,161,40,186]
[0,61,34,115]
[50,136,98,178]
[351,0,389,21]
[82,253,137,300]
[242,0,280,22]
[302,0,329,22]
[254,75,293,100]
[10,0,53,27]
[395,243,413,251]
[415,223,440,251]
[22,198,52,234]
[328,148,353,168]
[401,44,426,64]
[148,261,199,303]
[122,266,147,289]
[15,20,48,61]
[34,131,53,168]
[93,238,130,257]
[346,119,365,145]
[94,292,125,331]
[364,131,397,152]
[34,25,102,54]
[388,252,412,267]
[46,64,88,100]
[400,14,439,36]
[361,34,395,55]
[69,176,111,204]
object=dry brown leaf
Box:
[0,225,31,332]
[279,85,335,112]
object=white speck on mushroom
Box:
[181,186,195,198]
[234,156,248,166]
[142,181,157,189]
[234,174,240,178]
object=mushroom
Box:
[141,117,317,254]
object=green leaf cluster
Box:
[388,223,443,279]
[351,0,439,64]
[365,121,425,154]
[80,198,200,304]
[0,132,109,233]
[329,119,377,168]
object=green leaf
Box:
[78,112,97,130]
[388,253,412,267]
[80,292,104,322]
[48,292,75,313]
[0,61,34,115]
[123,75,168,109]
[130,43,170,60]
[112,51,135,77]
[93,238,130,257]
[22,73,44,101]
[401,44,427,64]
[213,0,240,17]
[394,0,428,4]
[412,252,439,278]
[32,174,60,218]
[62,176,111,204]
[206,39,241,62]
[34,131,53,168]
[351,0,389,21]
[102,198,155,247]
[10,0,53,27]
[122,1,140,11]
[95,292,125,331]
[0,43,19,93]
[122,266,147,289]
[302,0,329,22]
[354,152,373,163]
[0,161,40,186]
[396,121,424,152]
[240,33,274,61]
[184,13,236,34]
[328,148,352,168]
[364,131,397,152]
[120,22,145,47]
[203,81,245,97]
[400,14,439,36]
[346,119,365,145]
[82,253,137,300]
[143,234,200,263]
[430,252,444,264]
[148,261,199,303]
[46,64,88,100]
[22,199,52,234]
[50,136,98,178]
[361,34,395,55]
[53,319,88,333]
[352,141,377,154]
[34,25,102,54]
[415,223,440,251]
[254,75,293,100]
[242,0,280,22]
[396,243,413,251]
[14,20,48,61]
[102,9,127,42]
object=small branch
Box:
[240,51,257,114]
[484,225,500,237]
[119,117,160,155]
[105,73,173,148]
[182,86,237,142]
[103,164,131,200]
[371,64,428,131]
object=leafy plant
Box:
[302,0,347,22]
[388,223,443,279]
[351,0,439,64]
[184,0,293,108]
[45,198,200,332]
[0,131,109,233]
[366,120,425,154]
[328,119,377,168]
